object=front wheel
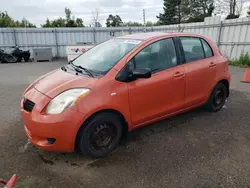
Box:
[77,112,123,158]
[24,55,30,62]
[205,83,227,112]
[16,57,22,62]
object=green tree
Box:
[76,18,84,27]
[247,6,250,16]
[0,11,36,27]
[43,18,52,27]
[65,8,71,23]
[157,0,180,25]
[146,21,161,26]
[124,21,160,27]
[53,18,66,27]
[43,17,66,27]
[0,11,16,27]
[19,19,36,27]
[157,0,215,25]
[124,21,143,27]
[106,15,123,27]
[42,8,85,27]
[184,0,214,22]
[145,21,153,26]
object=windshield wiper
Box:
[69,61,94,77]
[77,65,95,78]
[69,62,83,73]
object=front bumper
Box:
[20,88,85,152]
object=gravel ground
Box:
[0,61,250,188]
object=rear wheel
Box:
[205,83,227,112]
[77,112,123,158]
[4,55,17,63]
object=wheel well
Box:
[219,79,229,97]
[75,109,128,150]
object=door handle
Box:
[209,62,216,67]
[173,71,184,77]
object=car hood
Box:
[34,69,98,98]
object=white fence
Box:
[0,16,250,60]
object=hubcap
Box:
[90,123,116,152]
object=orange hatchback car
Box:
[21,32,230,157]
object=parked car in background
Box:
[20,32,231,158]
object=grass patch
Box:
[229,53,250,68]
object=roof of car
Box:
[117,32,205,41]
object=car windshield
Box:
[72,39,142,75]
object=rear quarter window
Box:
[201,39,213,58]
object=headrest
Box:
[192,46,203,54]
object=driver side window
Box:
[129,38,178,73]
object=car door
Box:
[127,38,186,126]
[178,37,217,108]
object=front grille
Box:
[23,99,35,112]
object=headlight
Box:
[45,88,90,114]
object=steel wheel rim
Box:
[90,123,117,152]
[213,88,224,106]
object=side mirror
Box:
[132,68,151,79]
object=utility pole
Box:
[143,9,146,33]
[23,17,28,49]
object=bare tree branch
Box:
[92,8,99,27]
[214,0,247,16]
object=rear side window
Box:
[180,37,205,62]
[201,39,213,58]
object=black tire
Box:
[77,112,123,158]
[24,56,30,62]
[4,55,17,63]
[17,57,22,62]
[205,82,227,112]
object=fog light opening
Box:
[47,138,56,145]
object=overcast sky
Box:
[1,0,250,27]
[1,0,164,27]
